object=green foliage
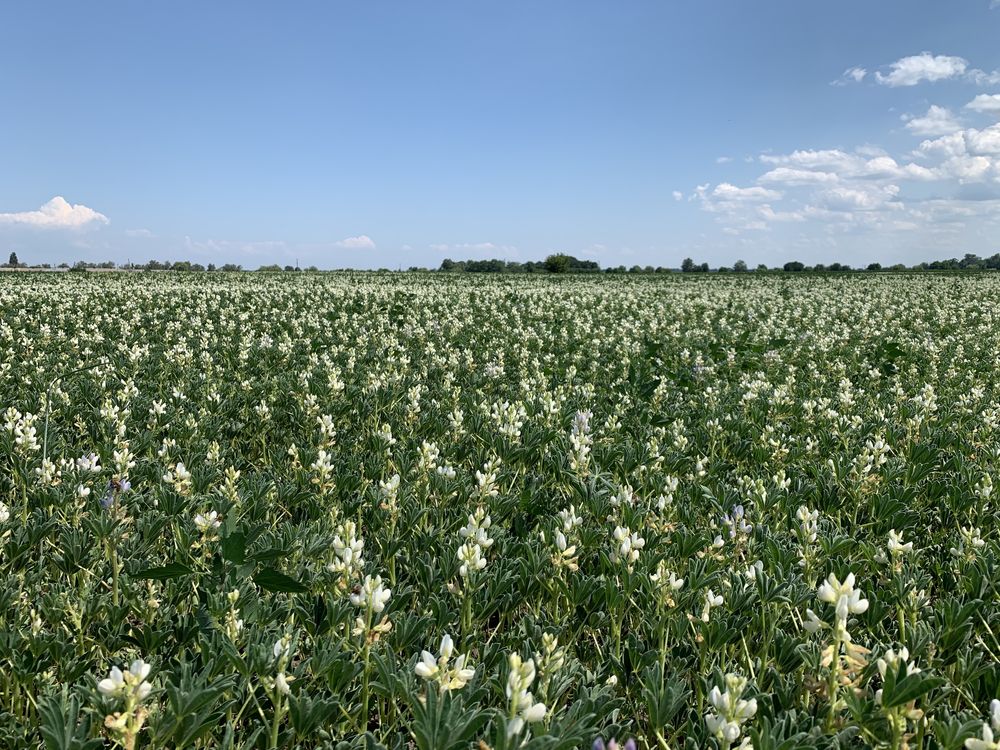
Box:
[0,272,998,748]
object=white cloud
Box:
[712,183,782,202]
[759,167,839,185]
[968,68,1000,85]
[715,156,733,164]
[758,204,807,222]
[966,94,1000,113]
[0,196,109,229]
[833,66,867,85]
[334,235,376,249]
[875,52,968,86]
[672,191,683,201]
[817,184,901,211]
[760,149,861,172]
[915,131,967,158]
[938,154,994,182]
[125,228,155,238]
[903,105,962,136]
[917,124,1000,160]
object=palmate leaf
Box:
[130,562,194,580]
[253,566,309,593]
[409,687,491,750]
[38,687,104,750]
[150,667,238,748]
[879,662,945,709]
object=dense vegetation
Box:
[5,250,1000,273]
[1,272,999,749]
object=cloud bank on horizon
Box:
[694,48,1000,256]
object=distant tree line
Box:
[439,254,600,273]
[7,250,1000,273]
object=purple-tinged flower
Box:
[100,476,132,510]
[593,738,637,750]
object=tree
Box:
[733,259,748,273]
[681,257,696,273]
[544,254,572,273]
[7,252,18,267]
[867,262,882,271]
[783,261,805,272]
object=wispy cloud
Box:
[832,66,867,86]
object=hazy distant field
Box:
[2,271,1000,749]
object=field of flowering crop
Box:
[2,271,1000,750]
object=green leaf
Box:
[253,567,308,593]
[131,562,194,580]
[221,532,246,564]
[881,670,945,709]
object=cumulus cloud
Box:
[0,196,109,229]
[334,235,376,249]
[672,191,683,201]
[903,105,962,136]
[759,167,840,185]
[875,53,968,86]
[711,183,781,202]
[817,184,901,211]
[917,124,1000,158]
[966,94,1000,113]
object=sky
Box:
[2,1,1000,270]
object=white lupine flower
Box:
[163,462,193,494]
[817,572,869,624]
[966,700,1000,750]
[505,653,547,737]
[414,634,476,691]
[0,501,8,523]
[705,673,757,748]
[98,659,153,702]
[951,526,986,559]
[650,561,684,590]
[275,671,292,695]
[329,521,365,578]
[701,589,724,622]
[887,529,914,556]
[273,636,291,661]
[350,574,392,613]
[76,452,102,473]
[194,510,221,533]
[457,541,487,577]
[802,608,823,634]
[611,526,645,566]
[796,505,819,542]
[558,505,583,532]
[876,646,920,685]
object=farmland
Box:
[1,271,999,749]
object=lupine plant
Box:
[2,270,1000,748]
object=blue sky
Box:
[2,1,1000,269]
